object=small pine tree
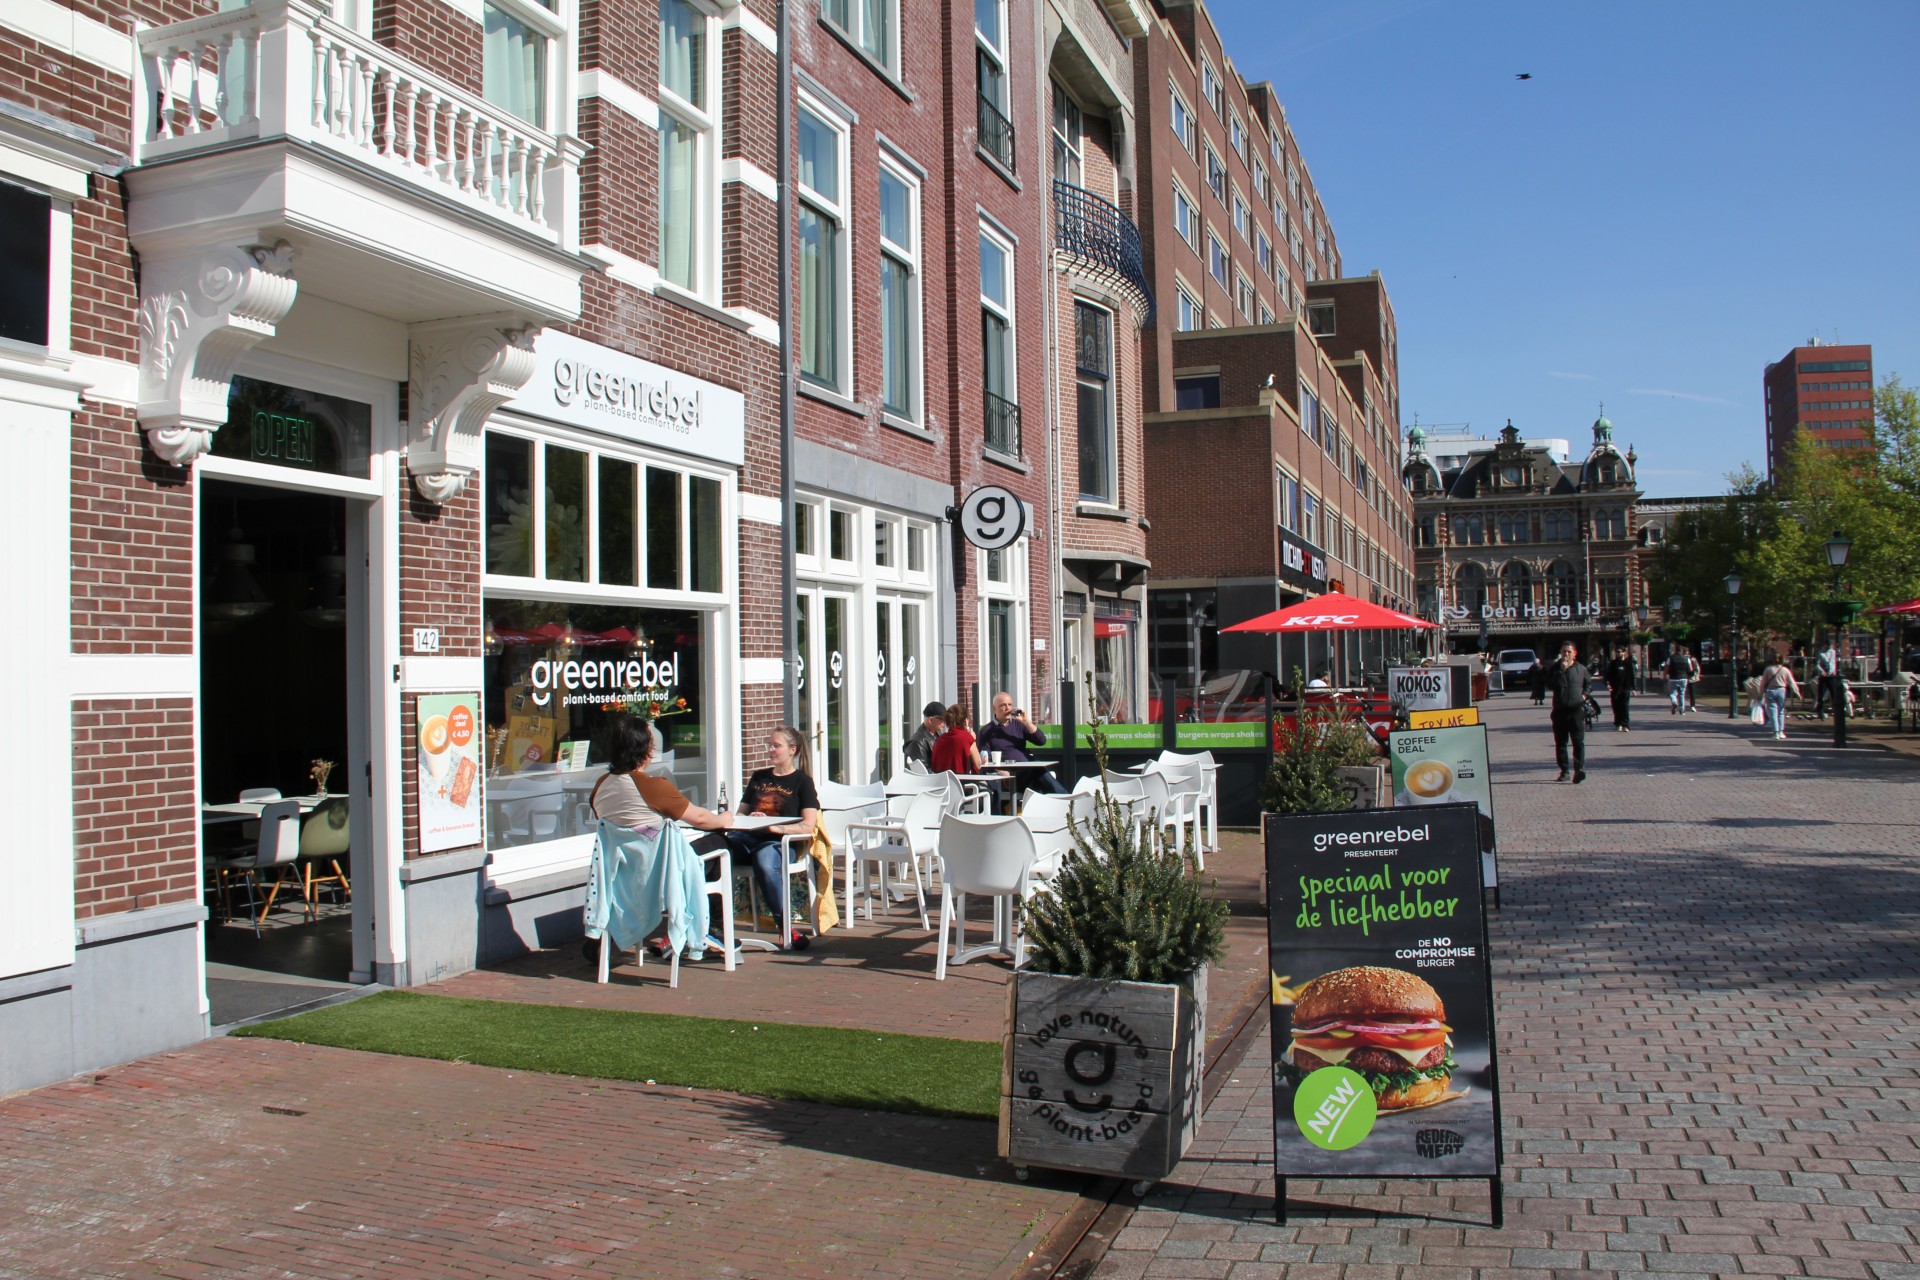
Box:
[1259,710,1350,815]
[1020,728,1228,985]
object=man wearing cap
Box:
[903,699,945,769]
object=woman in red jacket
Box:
[929,702,982,775]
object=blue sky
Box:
[1203,0,1920,495]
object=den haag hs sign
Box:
[506,330,746,466]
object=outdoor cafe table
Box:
[707,812,787,953]
[988,759,1062,800]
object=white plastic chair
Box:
[215,800,302,935]
[297,795,352,908]
[1145,758,1206,867]
[815,781,885,931]
[933,769,992,816]
[1157,749,1219,853]
[934,813,1037,980]
[1017,790,1094,883]
[596,836,738,987]
[845,789,938,928]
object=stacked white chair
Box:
[1017,790,1095,883]
[1144,758,1207,868]
[844,788,938,928]
[1156,749,1220,853]
[814,780,886,934]
[933,813,1038,980]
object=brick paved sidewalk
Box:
[1094,698,1920,1280]
[429,831,1272,1052]
[0,830,1267,1280]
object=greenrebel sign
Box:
[1033,722,1268,751]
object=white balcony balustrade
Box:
[135,0,575,248]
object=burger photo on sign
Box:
[1286,966,1460,1110]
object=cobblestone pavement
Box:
[0,833,1267,1279]
[1096,697,1920,1280]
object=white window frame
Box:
[822,0,899,76]
[1200,56,1223,115]
[1074,299,1117,505]
[656,0,718,299]
[826,504,860,572]
[1231,188,1249,240]
[483,0,567,132]
[876,155,923,425]
[797,92,852,394]
[979,220,1018,408]
[978,538,1030,713]
[1175,284,1202,333]
[1206,229,1228,287]
[794,498,823,570]
[1234,270,1255,320]
[1204,143,1225,201]
[976,0,1010,123]
[1172,180,1199,251]
[1169,82,1196,154]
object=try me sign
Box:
[1386,665,1470,713]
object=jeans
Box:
[1668,678,1689,710]
[1765,687,1788,736]
[1814,674,1834,715]
[1611,691,1631,728]
[1551,708,1586,773]
[723,831,792,928]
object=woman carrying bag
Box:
[1758,658,1801,741]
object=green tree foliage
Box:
[1258,710,1352,815]
[1019,730,1227,985]
[1653,376,1920,648]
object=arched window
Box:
[1455,563,1486,615]
[1500,561,1533,610]
[1457,514,1484,545]
[1597,457,1617,484]
[1547,560,1578,608]
[1498,512,1528,544]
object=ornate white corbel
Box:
[137,241,299,466]
[405,318,541,504]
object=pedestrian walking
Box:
[1527,657,1546,705]
[1686,648,1702,712]
[1813,641,1837,718]
[1665,644,1692,715]
[1759,657,1800,740]
[1604,645,1636,731]
[1549,640,1591,783]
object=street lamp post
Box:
[1823,532,1855,747]
[1635,603,1649,694]
[1725,572,1742,719]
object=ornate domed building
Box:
[1403,414,1645,662]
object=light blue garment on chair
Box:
[583,820,710,960]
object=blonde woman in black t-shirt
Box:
[727,725,820,948]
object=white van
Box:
[1496,648,1540,691]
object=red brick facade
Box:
[72,699,199,919]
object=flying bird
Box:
[1515,73,1532,80]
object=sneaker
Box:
[1573,770,1585,784]
[703,934,744,956]
[1556,771,1570,782]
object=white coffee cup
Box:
[420,713,453,783]
[1403,758,1454,803]
[989,750,1003,764]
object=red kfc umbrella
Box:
[1221,591,1440,633]
[1867,599,1920,616]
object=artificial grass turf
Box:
[231,991,1000,1120]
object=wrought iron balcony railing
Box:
[977,93,1015,170]
[984,391,1021,456]
[1052,180,1154,324]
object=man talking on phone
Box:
[1549,640,1592,784]
[977,691,1063,793]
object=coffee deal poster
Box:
[416,693,482,854]
[1389,723,1498,890]
[1264,804,1500,1179]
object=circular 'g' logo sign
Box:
[1293,1066,1377,1151]
[959,485,1026,550]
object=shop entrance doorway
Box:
[199,479,371,1024]
[794,589,855,784]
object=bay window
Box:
[1075,302,1115,504]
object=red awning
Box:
[1222,591,1441,633]
[1868,599,1920,616]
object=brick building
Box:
[1,0,1180,1090]
[1764,339,1875,481]
[1404,416,1644,661]
[1131,0,1416,689]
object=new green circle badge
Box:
[1293,1066,1378,1151]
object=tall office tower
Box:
[1765,340,1875,480]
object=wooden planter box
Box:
[1335,763,1388,809]
[1000,967,1206,1182]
